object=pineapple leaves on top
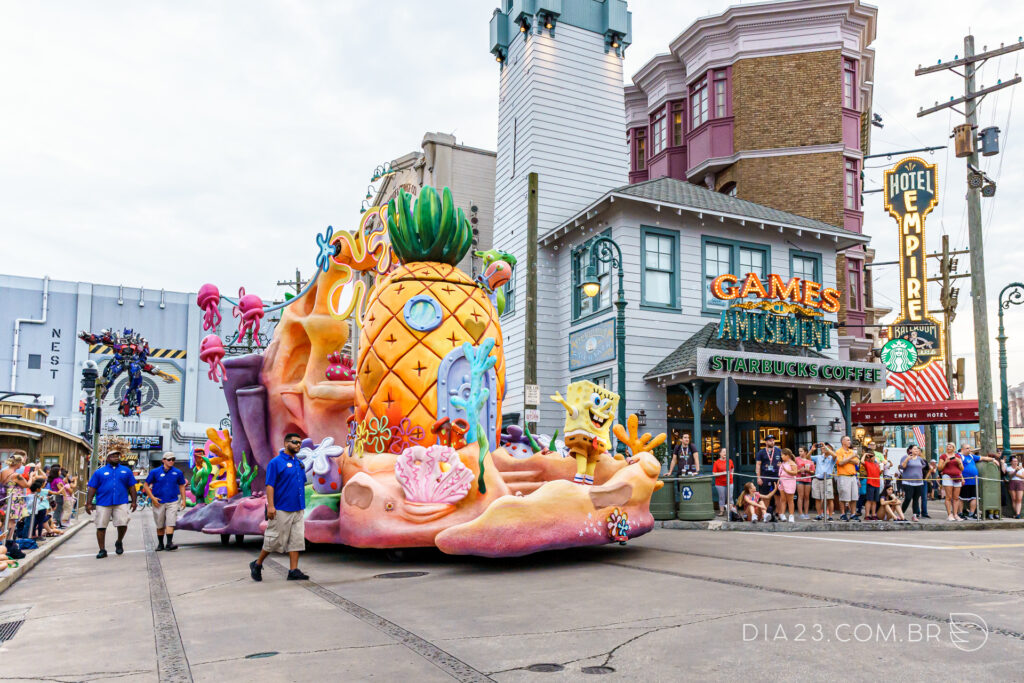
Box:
[387,186,473,266]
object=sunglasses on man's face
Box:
[287,440,301,445]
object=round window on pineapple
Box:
[403,295,443,332]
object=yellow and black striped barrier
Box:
[89,344,187,359]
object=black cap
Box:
[765,434,775,441]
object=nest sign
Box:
[883,157,943,370]
[711,273,839,351]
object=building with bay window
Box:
[625,0,880,364]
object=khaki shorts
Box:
[811,477,835,500]
[837,475,859,502]
[94,504,130,528]
[262,510,305,554]
[152,500,180,528]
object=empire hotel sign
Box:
[711,273,839,351]
[884,157,943,370]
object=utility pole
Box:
[939,235,958,443]
[916,35,1024,455]
[524,173,539,431]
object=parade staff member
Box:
[250,433,308,582]
[142,452,187,551]
[86,451,137,559]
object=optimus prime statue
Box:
[78,328,178,416]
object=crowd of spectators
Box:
[0,453,80,567]
[680,436,1023,524]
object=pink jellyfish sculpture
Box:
[232,287,265,347]
[197,284,222,331]
[199,335,226,382]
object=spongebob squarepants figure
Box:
[551,380,620,485]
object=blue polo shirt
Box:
[961,453,981,485]
[812,454,836,479]
[145,466,186,503]
[264,450,305,512]
[88,464,137,506]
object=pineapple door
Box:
[437,347,499,450]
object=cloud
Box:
[3,0,1024,394]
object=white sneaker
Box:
[788,514,795,522]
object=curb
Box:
[0,519,90,595]
[656,518,1024,533]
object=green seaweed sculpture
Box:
[238,454,258,497]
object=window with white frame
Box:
[845,159,859,210]
[634,130,646,171]
[672,103,684,146]
[791,254,818,283]
[642,229,677,307]
[704,242,732,310]
[714,71,728,118]
[843,58,857,109]
[651,112,666,156]
[848,266,862,311]
[691,78,708,128]
[739,246,766,279]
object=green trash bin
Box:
[676,475,715,521]
[978,461,1002,519]
[651,478,677,520]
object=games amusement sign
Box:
[884,157,943,371]
[710,273,839,351]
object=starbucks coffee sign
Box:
[696,349,885,390]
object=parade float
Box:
[177,186,665,557]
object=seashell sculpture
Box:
[395,445,473,505]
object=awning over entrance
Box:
[645,323,884,391]
[852,400,979,425]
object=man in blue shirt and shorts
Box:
[143,452,187,551]
[86,451,138,559]
[250,433,308,582]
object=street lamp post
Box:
[580,236,627,452]
[997,282,1024,454]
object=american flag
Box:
[912,425,926,448]
[886,363,950,402]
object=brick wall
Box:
[715,151,845,228]
[731,50,843,151]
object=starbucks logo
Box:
[881,338,918,373]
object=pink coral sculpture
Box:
[394,445,473,505]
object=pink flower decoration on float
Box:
[388,417,426,454]
[394,445,473,505]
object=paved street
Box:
[1,513,1022,682]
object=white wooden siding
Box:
[493,22,629,428]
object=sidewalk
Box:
[0,517,90,595]
[660,515,1024,533]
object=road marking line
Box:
[737,532,960,550]
[55,549,146,559]
[944,543,1024,549]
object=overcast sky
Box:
[2,0,1023,396]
